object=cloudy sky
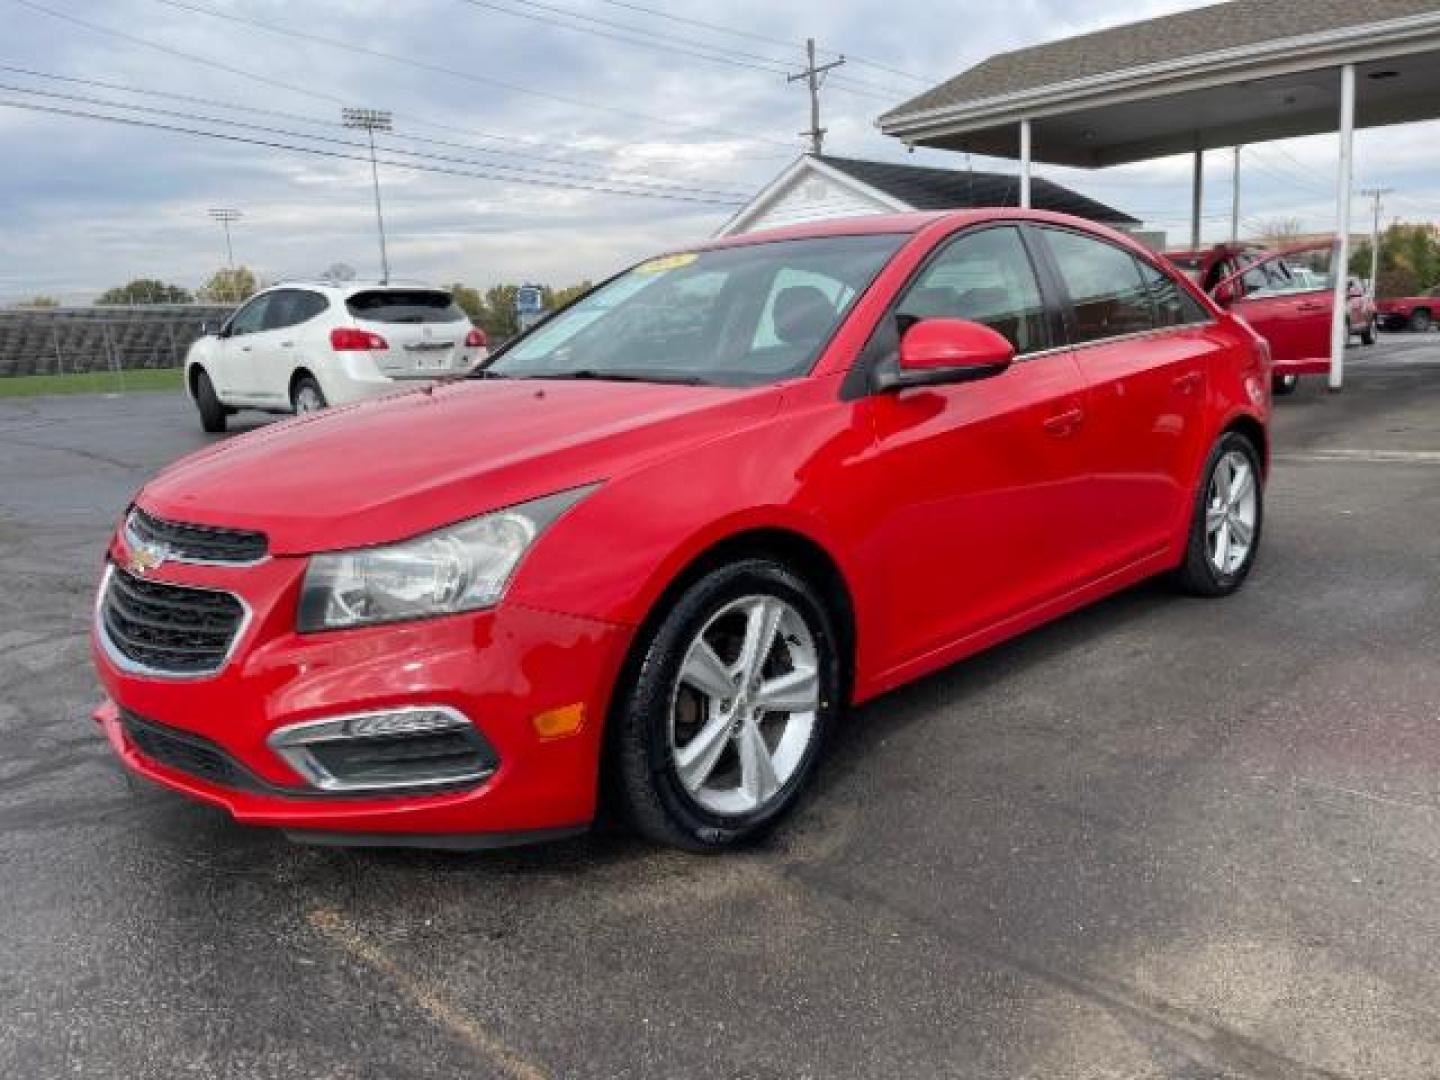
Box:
[1,0,1438,303]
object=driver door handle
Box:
[1172,371,1202,395]
[1042,407,1085,437]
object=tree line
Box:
[1349,221,1440,298]
[21,270,594,334]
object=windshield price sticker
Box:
[635,252,698,276]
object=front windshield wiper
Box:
[528,369,708,386]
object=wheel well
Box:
[1225,415,1268,474]
[620,528,857,710]
[289,367,317,403]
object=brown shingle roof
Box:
[882,0,1439,121]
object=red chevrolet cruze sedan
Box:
[92,210,1271,851]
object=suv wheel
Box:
[193,368,227,433]
[292,376,327,414]
[1174,432,1263,597]
[1411,309,1433,333]
[611,559,841,850]
[1359,317,1377,346]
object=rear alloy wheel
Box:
[1175,433,1263,597]
[193,368,227,433]
[1271,373,1299,396]
[292,376,327,414]
[1411,310,1433,333]
[612,559,840,850]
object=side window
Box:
[297,291,329,323]
[262,290,300,331]
[895,227,1049,354]
[1135,258,1209,327]
[1044,229,1155,343]
[227,294,270,337]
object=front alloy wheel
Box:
[611,559,840,850]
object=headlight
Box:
[297,486,595,632]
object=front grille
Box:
[127,507,268,564]
[100,565,245,676]
[121,711,261,792]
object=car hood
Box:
[138,378,779,555]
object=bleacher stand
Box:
[0,304,235,378]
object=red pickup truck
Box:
[1165,242,1375,394]
[1375,290,1439,332]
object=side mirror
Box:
[876,319,1015,392]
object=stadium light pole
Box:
[342,107,392,283]
[208,207,242,268]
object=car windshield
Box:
[483,234,905,387]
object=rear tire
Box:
[610,559,841,851]
[1411,309,1432,333]
[1360,317,1377,346]
[193,368,227,433]
[1271,374,1299,396]
[292,376,327,414]
[1174,432,1263,598]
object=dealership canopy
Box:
[878,0,1440,388]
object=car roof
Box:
[261,280,449,296]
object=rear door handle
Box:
[1172,371,1202,395]
[240,345,252,353]
[1042,407,1085,437]
[280,341,294,348]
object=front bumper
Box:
[92,533,633,841]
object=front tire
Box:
[611,559,841,851]
[1174,432,1263,597]
[193,368,227,433]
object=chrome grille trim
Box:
[96,564,252,680]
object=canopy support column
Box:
[1190,149,1204,249]
[1329,63,1356,392]
[1019,119,1032,208]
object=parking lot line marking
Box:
[307,908,550,1080]
[1276,450,1440,465]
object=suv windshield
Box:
[347,290,466,324]
[484,234,904,387]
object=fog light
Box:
[532,703,585,739]
[268,706,497,793]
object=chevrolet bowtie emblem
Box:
[127,542,169,576]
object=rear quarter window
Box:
[346,290,466,324]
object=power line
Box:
[0,71,754,198]
[0,97,744,207]
[136,0,799,146]
[455,0,908,100]
[583,0,933,84]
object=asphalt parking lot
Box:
[2,336,1438,1079]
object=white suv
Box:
[184,282,489,432]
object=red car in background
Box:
[1165,243,1375,394]
[92,210,1271,852]
[1375,288,1440,332]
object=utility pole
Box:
[787,39,845,156]
[1359,186,1393,294]
[208,207,241,268]
[342,107,393,283]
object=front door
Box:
[217,292,272,401]
[859,225,1095,673]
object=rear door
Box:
[345,289,475,378]
[1037,226,1214,565]
[259,288,330,404]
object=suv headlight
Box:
[297,486,595,632]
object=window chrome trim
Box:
[94,563,254,681]
[266,706,496,793]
